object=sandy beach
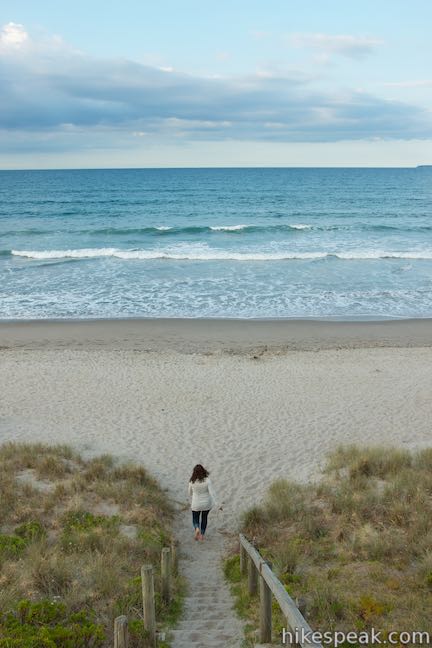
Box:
[1,318,432,646]
[2,317,432,514]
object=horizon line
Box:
[0,164,430,172]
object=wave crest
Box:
[10,248,432,261]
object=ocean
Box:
[1,167,431,319]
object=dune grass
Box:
[226,445,432,645]
[0,442,183,647]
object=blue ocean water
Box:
[1,167,431,319]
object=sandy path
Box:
[170,512,243,647]
[1,344,432,646]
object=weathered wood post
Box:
[296,596,307,618]
[141,564,156,647]
[240,541,247,576]
[161,547,172,604]
[260,561,272,643]
[114,615,128,648]
[171,540,178,575]
[247,555,258,595]
[238,534,323,648]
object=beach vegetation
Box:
[226,445,432,643]
[0,442,183,647]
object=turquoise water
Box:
[1,167,431,319]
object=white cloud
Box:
[384,80,432,88]
[289,33,383,59]
[0,22,28,48]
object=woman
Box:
[188,464,219,541]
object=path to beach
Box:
[1,320,432,646]
[170,511,243,647]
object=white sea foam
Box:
[210,224,250,231]
[335,251,432,260]
[12,248,121,260]
[11,247,326,261]
[209,223,312,231]
[11,248,432,261]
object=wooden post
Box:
[240,542,247,576]
[161,547,171,604]
[238,535,323,648]
[260,562,272,643]
[141,564,156,647]
[171,540,178,575]
[247,555,258,596]
[114,615,128,648]
[296,596,307,618]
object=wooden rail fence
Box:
[113,540,178,647]
[113,534,321,646]
[239,533,323,647]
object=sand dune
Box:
[1,320,432,646]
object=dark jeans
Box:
[192,509,210,535]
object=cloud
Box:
[0,23,430,156]
[289,33,383,59]
[0,22,28,48]
[383,80,432,88]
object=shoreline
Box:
[1,317,431,353]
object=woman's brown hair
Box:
[190,464,209,483]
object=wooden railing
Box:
[239,534,323,647]
[113,540,177,647]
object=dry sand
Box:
[1,319,432,647]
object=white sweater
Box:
[188,477,217,511]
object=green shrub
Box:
[0,599,105,647]
[15,521,47,542]
[223,555,241,583]
[0,535,26,558]
[61,510,119,533]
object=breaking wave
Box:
[10,248,432,261]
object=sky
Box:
[0,0,431,168]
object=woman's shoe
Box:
[194,528,200,541]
